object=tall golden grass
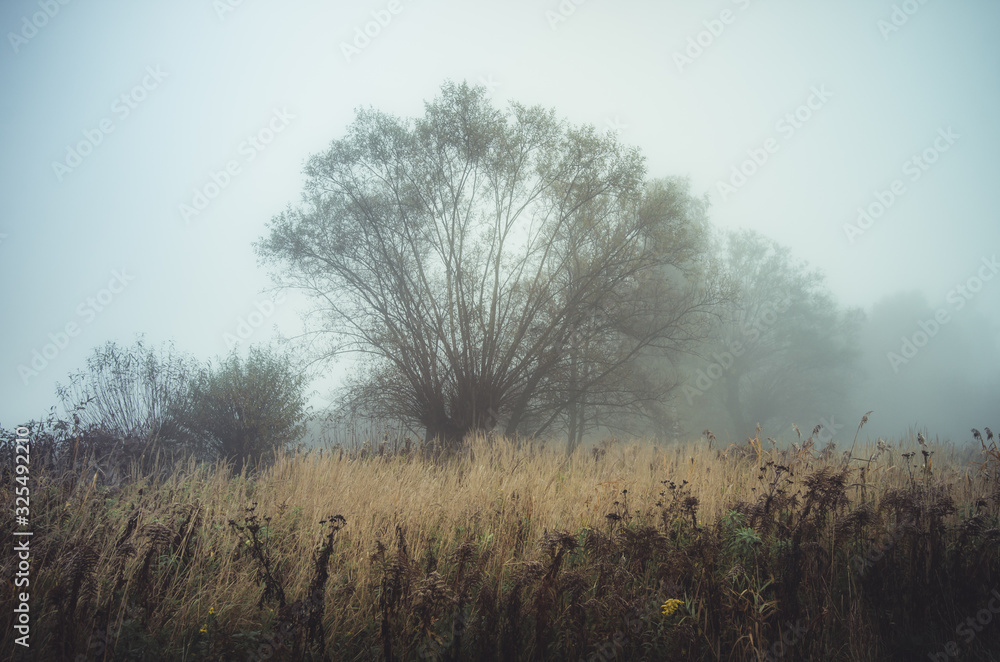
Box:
[4,426,999,660]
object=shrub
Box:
[175,345,309,467]
[55,337,197,460]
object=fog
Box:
[2,0,997,447]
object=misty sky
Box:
[2,0,998,442]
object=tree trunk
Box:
[725,374,749,441]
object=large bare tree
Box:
[256,82,720,447]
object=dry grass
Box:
[3,426,999,660]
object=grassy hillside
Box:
[3,428,999,661]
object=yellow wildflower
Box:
[661,598,684,618]
[209,606,215,615]
[200,624,208,634]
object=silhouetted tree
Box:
[257,81,722,448]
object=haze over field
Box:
[1,0,997,445]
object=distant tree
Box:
[850,291,1000,440]
[175,345,309,467]
[256,81,723,449]
[55,337,197,456]
[681,230,862,440]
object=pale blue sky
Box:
[2,0,998,440]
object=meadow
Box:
[3,424,999,661]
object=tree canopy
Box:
[256,81,723,447]
[174,346,309,467]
